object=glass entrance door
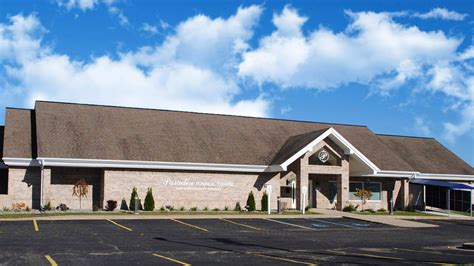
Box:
[290,180,296,209]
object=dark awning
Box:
[410,179,474,190]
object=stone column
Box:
[400,179,410,209]
[295,158,309,211]
[336,156,349,210]
[41,167,52,207]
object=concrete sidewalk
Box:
[0,213,337,221]
[316,209,438,228]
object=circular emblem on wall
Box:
[318,150,329,163]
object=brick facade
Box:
[0,167,40,210]
[102,169,280,211]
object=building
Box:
[0,101,473,212]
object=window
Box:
[364,182,381,201]
[0,169,8,195]
[349,182,363,200]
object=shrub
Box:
[190,207,198,211]
[144,188,155,211]
[129,187,143,211]
[160,206,166,211]
[342,204,358,212]
[25,206,30,212]
[224,206,229,211]
[246,191,256,211]
[377,208,387,212]
[43,201,53,211]
[106,200,117,211]
[234,202,242,211]
[2,206,11,212]
[213,208,219,211]
[362,208,376,213]
[12,202,26,212]
[120,198,129,211]
[57,203,69,211]
[166,205,174,211]
[261,192,268,212]
[203,207,209,211]
[179,207,185,211]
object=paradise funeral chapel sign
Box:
[162,178,234,191]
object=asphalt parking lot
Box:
[0,217,473,265]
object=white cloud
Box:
[56,0,98,11]
[239,7,460,90]
[0,7,270,117]
[239,7,473,141]
[107,6,129,26]
[414,117,431,136]
[413,8,468,21]
[123,5,263,72]
[56,0,129,26]
[140,23,158,35]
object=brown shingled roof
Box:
[34,101,412,170]
[270,129,329,165]
[377,134,474,175]
[3,108,35,158]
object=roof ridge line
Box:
[376,133,434,139]
[34,100,369,128]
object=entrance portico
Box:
[285,137,350,211]
[278,128,386,211]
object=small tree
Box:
[354,188,372,211]
[129,187,143,211]
[144,188,155,211]
[234,202,242,211]
[120,198,129,211]
[72,179,89,210]
[246,191,256,211]
[261,192,268,212]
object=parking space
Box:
[0,217,473,265]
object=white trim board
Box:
[279,127,380,173]
[37,157,273,173]
[365,170,474,181]
[2,158,40,167]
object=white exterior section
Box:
[279,127,380,173]
[37,157,273,173]
[366,170,474,181]
[2,157,40,167]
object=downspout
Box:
[39,159,44,211]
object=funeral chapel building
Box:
[0,101,473,212]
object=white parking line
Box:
[305,218,358,228]
[264,218,316,230]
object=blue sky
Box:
[0,0,473,165]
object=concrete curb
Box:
[0,214,340,221]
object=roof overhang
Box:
[36,157,273,173]
[364,170,474,181]
[276,127,380,173]
[2,157,40,167]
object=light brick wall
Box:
[42,167,102,210]
[293,139,350,211]
[0,167,40,210]
[103,169,280,211]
